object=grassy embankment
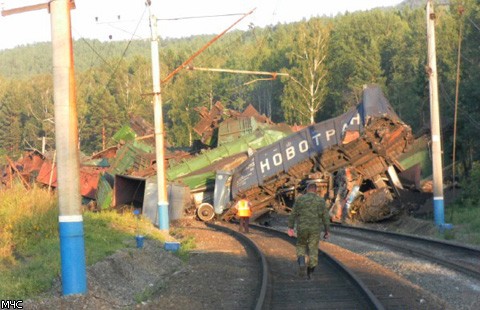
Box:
[443,163,480,245]
[402,147,480,244]
[1,173,478,299]
[0,184,192,299]
[444,203,480,245]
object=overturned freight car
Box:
[223,84,415,223]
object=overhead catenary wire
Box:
[467,16,480,32]
[97,5,147,98]
[186,66,288,78]
[155,2,284,115]
[75,3,147,148]
[161,8,256,84]
[439,81,480,130]
[175,22,281,110]
[103,22,145,40]
[73,37,113,84]
[156,12,246,21]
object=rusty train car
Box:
[217,84,417,223]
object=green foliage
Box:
[0,80,25,157]
[0,43,52,78]
[169,227,196,262]
[326,9,404,116]
[134,281,166,303]
[0,185,59,299]
[457,162,480,209]
[281,19,331,125]
[452,0,480,174]
[446,205,480,245]
[446,161,480,245]
[0,186,166,299]
[1,3,480,170]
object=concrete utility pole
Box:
[50,0,87,294]
[2,0,87,296]
[426,0,450,229]
[147,1,169,231]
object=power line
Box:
[439,81,480,130]
[467,16,480,32]
[156,12,245,21]
[161,8,255,84]
[75,37,112,70]
[462,110,480,129]
[104,22,146,40]
[104,7,147,85]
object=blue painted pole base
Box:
[433,198,445,226]
[59,220,87,295]
[158,202,169,231]
[433,198,453,232]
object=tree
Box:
[281,19,331,125]
[22,75,55,152]
[451,0,480,176]
[0,81,25,157]
[78,66,123,153]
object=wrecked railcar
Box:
[225,84,415,223]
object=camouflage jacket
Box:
[288,192,330,231]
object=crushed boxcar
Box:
[1,85,430,226]
[222,84,417,223]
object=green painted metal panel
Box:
[108,141,153,175]
[179,171,216,190]
[112,125,137,143]
[398,136,432,179]
[82,158,110,167]
[167,126,292,181]
[96,173,113,209]
[217,117,257,146]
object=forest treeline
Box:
[0,0,479,178]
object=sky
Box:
[0,0,404,51]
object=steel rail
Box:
[251,224,385,310]
[332,224,480,279]
[205,222,268,310]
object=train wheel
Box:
[197,203,215,222]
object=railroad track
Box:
[331,224,480,280]
[207,222,448,309]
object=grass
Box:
[134,282,166,303]
[445,204,480,245]
[442,162,480,245]
[0,184,168,299]
[169,226,196,262]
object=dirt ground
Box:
[24,218,257,310]
[24,193,474,309]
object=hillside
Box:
[0,36,214,79]
[399,0,450,9]
[1,0,479,181]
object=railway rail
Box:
[330,224,480,280]
[205,222,449,309]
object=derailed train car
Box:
[1,84,422,225]
[221,84,416,223]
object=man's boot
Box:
[307,266,315,280]
[297,256,306,277]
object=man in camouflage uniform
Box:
[288,183,330,280]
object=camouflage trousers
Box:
[296,229,321,268]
